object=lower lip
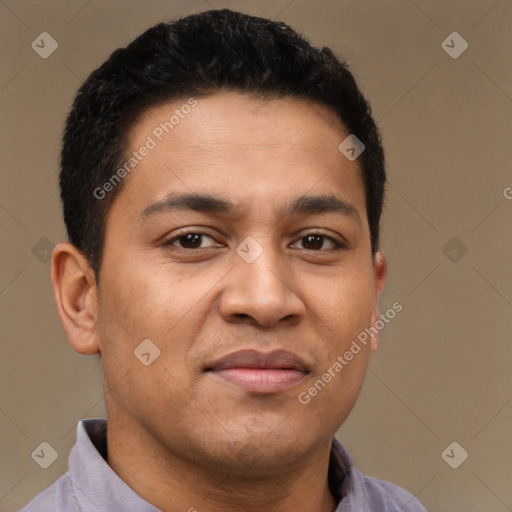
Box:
[209,368,306,393]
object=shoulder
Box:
[358,471,427,511]
[20,484,55,512]
[20,473,80,512]
[331,438,427,511]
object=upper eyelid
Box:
[166,232,219,246]
[291,233,346,250]
[166,230,345,248]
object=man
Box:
[22,8,426,512]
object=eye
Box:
[291,233,345,251]
[166,232,218,249]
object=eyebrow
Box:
[141,192,361,226]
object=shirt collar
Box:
[70,418,159,511]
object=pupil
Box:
[181,234,201,248]
[305,235,323,250]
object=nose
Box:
[218,242,305,328]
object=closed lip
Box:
[204,349,310,393]
[205,349,310,373]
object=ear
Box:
[369,251,388,354]
[51,242,100,355]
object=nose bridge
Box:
[237,237,288,298]
[219,237,304,326]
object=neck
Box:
[106,417,338,512]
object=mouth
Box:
[204,349,310,394]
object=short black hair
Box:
[60,8,385,279]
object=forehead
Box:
[110,92,366,224]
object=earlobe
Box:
[369,251,388,353]
[51,242,100,355]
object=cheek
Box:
[313,266,376,336]
[95,263,201,424]
[304,265,375,401]
[96,257,221,380]
[98,260,187,339]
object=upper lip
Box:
[206,349,310,373]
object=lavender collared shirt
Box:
[21,418,427,511]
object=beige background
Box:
[1,0,511,510]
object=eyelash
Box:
[164,231,346,251]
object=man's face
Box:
[95,92,386,473]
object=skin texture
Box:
[51,92,387,512]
